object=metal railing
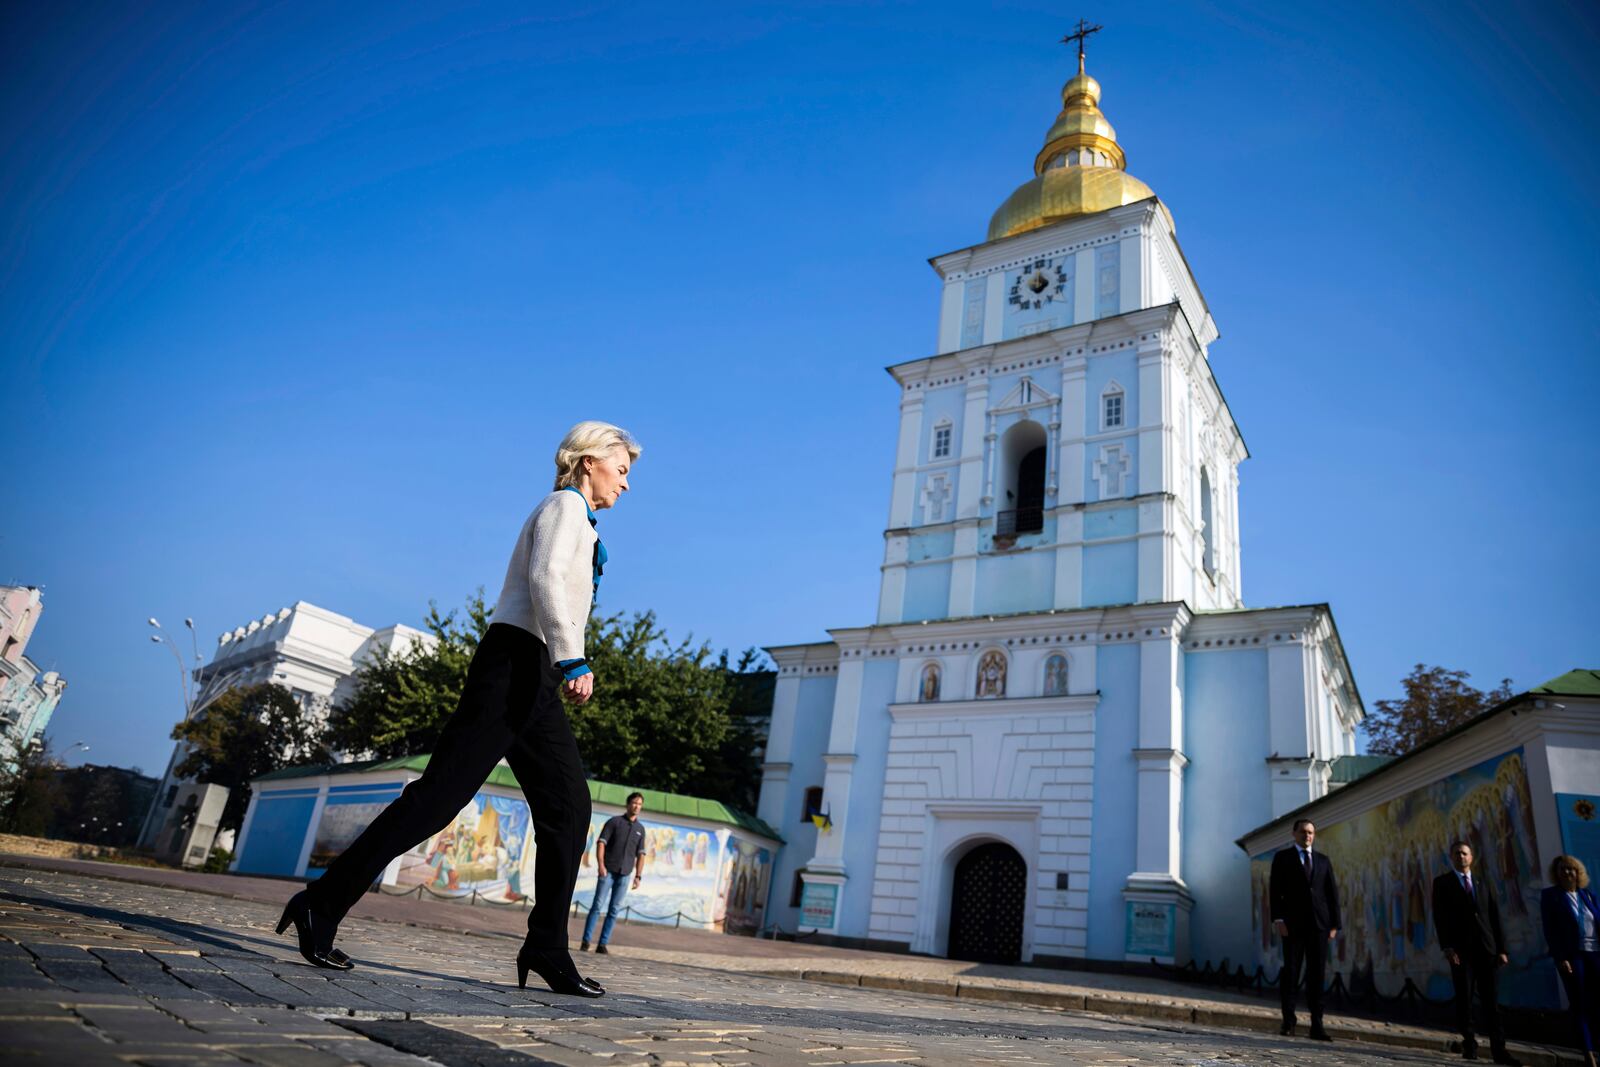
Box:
[996,506,1043,538]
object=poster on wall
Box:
[719,838,773,935]
[305,792,400,872]
[1248,748,1555,1008]
[393,792,533,903]
[1126,901,1175,957]
[800,881,838,929]
[1556,793,1600,882]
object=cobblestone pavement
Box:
[0,864,1574,1066]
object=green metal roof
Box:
[1328,754,1394,784]
[1531,669,1600,697]
[254,754,781,842]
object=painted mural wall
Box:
[1248,749,1555,1007]
[351,788,775,930]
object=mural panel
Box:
[1248,749,1554,1007]
[306,790,400,873]
[394,792,534,903]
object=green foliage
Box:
[323,594,491,760]
[201,847,233,873]
[324,593,774,810]
[1364,664,1514,756]
[171,682,330,834]
[0,739,63,836]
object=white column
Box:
[1120,233,1144,314]
[1266,636,1315,817]
[953,378,989,520]
[878,535,909,624]
[1073,249,1095,324]
[1054,509,1084,609]
[1124,617,1193,964]
[1059,357,1087,503]
[937,281,962,353]
[982,272,1005,344]
[294,782,330,879]
[887,394,925,529]
[799,653,863,934]
[757,672,803,828]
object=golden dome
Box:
[987,62,1156,242]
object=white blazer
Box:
[491,489,598,664]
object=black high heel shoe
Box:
[276,890,354,971]
[515,946,604,997]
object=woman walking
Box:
[1541,855,1600,1067]
[277,421,639,998]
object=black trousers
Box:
[1451,953,1507,1049]
[1280,931,1327,1024]
[306,623,592,949]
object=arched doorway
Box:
[998,420,1047,538]
[947,841,1026,963]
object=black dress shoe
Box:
[515,946,604,998]
[579,940,590,951]
[276,890,354,971]
[1308,1027,1332,1042]
[1278,1021,1294,1036]
[595,944,608,955]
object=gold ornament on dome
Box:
[987,22,1163,242]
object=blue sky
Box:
[5,1,1596,775]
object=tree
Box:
[1364,664,1514,756]
[325,593,774,809]
[0,739,63,836]
[171,683,330,834]
[322,594,488,760]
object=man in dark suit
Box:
[1433,841,1522,1065]
[1270,818,1341,1041]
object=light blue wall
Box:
[1182,649,1272,968]
[907,530,955,561]
[1082,541,1137,606]
[768,673,837,931]
[974,552,1055,615]
[1087,643,1141,958]
[236,789,318,876]
[839,659,898,937]
[1084,505,1137,540]
[903,563,953,622]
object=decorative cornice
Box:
[889,693,1099,720]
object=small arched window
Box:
[919,662,941,703]
[1042,654,1069,696]
[1200,467,1216,578]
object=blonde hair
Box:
[1550,854,1591,888]
[553,421,641,491]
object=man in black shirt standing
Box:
[580,792,646,954]
[1270,818,1341,1041]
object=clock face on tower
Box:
[1008,258,1067,311]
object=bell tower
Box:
[877,41,1246,624]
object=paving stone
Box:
[33,958,130,993]
[337,1017,565,1065]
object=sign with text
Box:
[1125,900,1175,957]
[799,881,839,930]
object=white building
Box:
[756,50,1364,969]
[139,600,433,857]
[0,585,67,764]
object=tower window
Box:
[933,423,952,459]
[1104,392,1123,429]
[1200,467,1216,578]
[802,786,824,823]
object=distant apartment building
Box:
[0,585,68,762]
[139,600,434,863]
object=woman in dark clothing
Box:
[276,421,639,998]
[1541,854,1600,1067]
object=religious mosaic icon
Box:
[975,650,1007,699]
[1008,258,1067,311]
[920,663,941,703]
[1042,654,1069,697]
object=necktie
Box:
[1462,874,1474,898]
[1302,850,1312,879]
